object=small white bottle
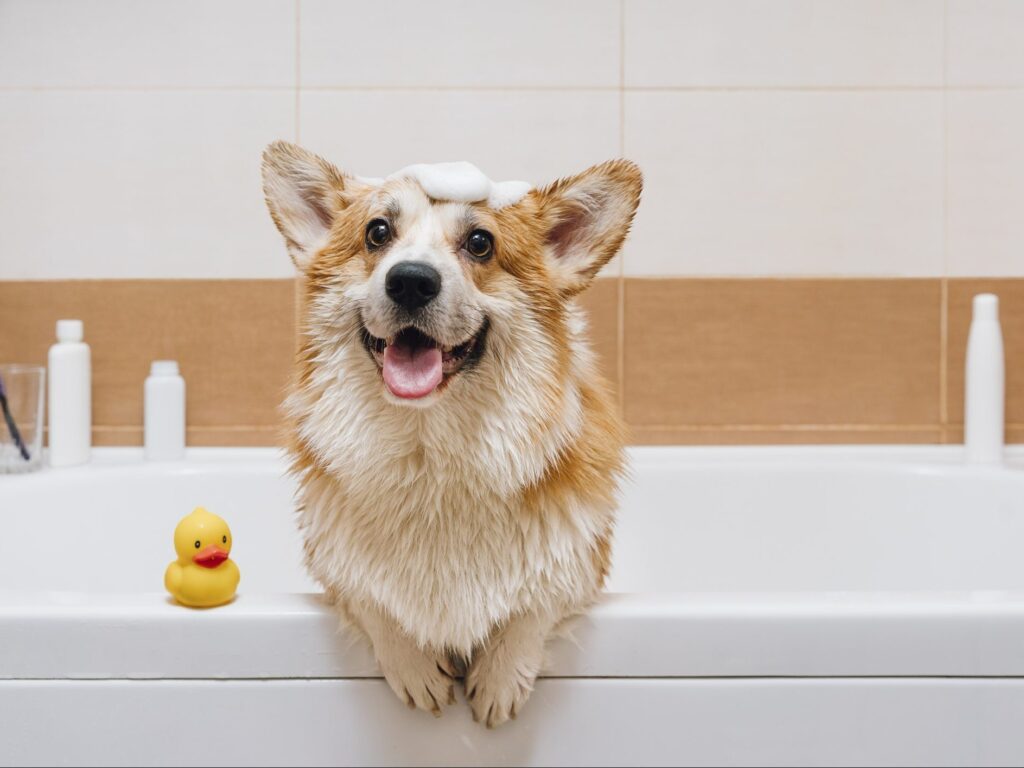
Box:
[144,361,186,461]
[47,319,91,467]
[964,293,1004,465]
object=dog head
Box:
[263,141,641,419]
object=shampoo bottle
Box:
[47,319,91,467]
[964,293,1004,465]
[144,360,186,461]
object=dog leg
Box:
[466,609,557,728]
[346,599,457,717]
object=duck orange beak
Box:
[193,545,229,569]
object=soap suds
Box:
[362,161,532,210]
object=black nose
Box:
[385,262,441,311]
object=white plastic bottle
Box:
[47,319,91,467]
[964,293,1004,465]
[144,360,186,461]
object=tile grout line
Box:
[939,0,950,443]
[99,424,1024,433]
[616,0,626,413]
[616,271,625,414]
[13,85,1024,93]
[93,426,282,433]
[629,424,949,433]
[293,0,304,367]
[295,0,302,144]
[614,274,977,281]
[940,278,949,438]
[5,275,1019,283]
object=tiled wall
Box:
[0,1,1022,445]
[1,277,1020,446]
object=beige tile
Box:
[301,0,619,87]
[947,0,1024,87]
[576,277,620,397]
[300,90,620,190]
[0,91,296,279]
[622,91,944,276]
[630,426,942,446]
[625,0,943,87]
[945,279,1024,425]
[947,93,1024,277]
[0,0,295,88]
[623,278,942,426]
[0,280,295,436]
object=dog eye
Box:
[365,219,391,249]
[465,230,493,261]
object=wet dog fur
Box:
[262,142,641,727]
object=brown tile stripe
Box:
[0,280,295,445]
[1,277,1021,446]
[624,278,943,427]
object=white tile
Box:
[0,91,296,279]
[948,1,1024,87]
[624,0,943,87]
[948,92,1024,276]
[622,91,944,276]
[300,89,621,192]
[0,0,295,87]
[300,0,620,87]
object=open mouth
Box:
[361,322,488,400]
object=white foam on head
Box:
[487,180,533,209]
[369,161,532,210]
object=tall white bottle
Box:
[47,319,91,467]
[144,360,186,461]
[964,293,1004,465]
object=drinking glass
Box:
[0,365,45,473]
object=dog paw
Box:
[378,644,458,717]
[465,644,541,728]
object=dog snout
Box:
[385,261,441,311]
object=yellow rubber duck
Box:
[164,507,240,608]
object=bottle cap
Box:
[972,293,999,322]
[150,360,180,376]
[56,319,83,343]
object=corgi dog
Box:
[261,142,641,727]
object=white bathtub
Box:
[3,446,1024,766]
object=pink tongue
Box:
[382,343,443,399]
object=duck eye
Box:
[365,219,391,249]
[465,230,493,261]
[222,535,227,544]
[194,540,201,549]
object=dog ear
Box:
[261,141,350,269]
[534,160,642,297]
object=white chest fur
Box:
[295,431,612,653]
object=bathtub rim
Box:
[5,588,1024,681]
[4,445,1024,681]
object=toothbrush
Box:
[0,373,31,461]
